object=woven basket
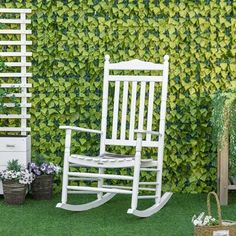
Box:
[31,174,53,200]
[194,192,236,236]
[2,180,27,204]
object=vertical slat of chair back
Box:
[100,55,110,154]
[101,56,169,149]
[0,8,32,135]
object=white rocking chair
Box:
[56,55,172,217]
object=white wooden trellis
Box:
[0,8,32,134]
[0,8,32,194]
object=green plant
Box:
[211,89,236,176]
[1,1,235,193]
[7,159,22,172]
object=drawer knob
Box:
[6,144,15,148]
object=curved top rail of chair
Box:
[0,8,32,13]
[108,58,168,71]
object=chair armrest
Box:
[60,126,102,134]
[134,129,161,136]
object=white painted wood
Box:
[139,182,158,185]
[103,185,132,190]
[61,129,71,204]
[0,52,32,57]
[0,73,32,77]
[68,190,97,194]
[109,59,164,70]
[68,172,133,180]
[131,133,142,209]
[108,75,163,82]
[0,152,28,166]
[2,103,31,108]
[58,54,171,217]
[0,41,32,45]
[68,177,97,181]
[69,155,135,168]
[112,81,120,139]
[134,129,161,136]
[0,136,30,151]
[138,195,158,199]
[20,12,28,136]
[138,187,156,191]
[1,83,32,88]
[0,8,32,13]
[129,81,137,140]
[120,81,128,140]
[5,93,32,98]
[4,62,32,67]
[56,193,116,211]
[146,82,155,141]
[0,19,31,24]
[100,54,110,154]
[0,8,32,192]
[0,29,32,34]
[140,168,158,171]
[0,127,31,132]
[128,192,173,217]
[138,81,146,131]
[104,139,159,147]
[155,55,169,203]
[0,114,30,119]
[67,186,132,194]
[60,126,102,134]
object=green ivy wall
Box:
[1,0,235,193]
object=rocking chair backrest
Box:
[100,55,169,154]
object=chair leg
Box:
[61,129,71,204]
[97,167,105,199]
[129,133,142,211]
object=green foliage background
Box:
[0,1,235,193]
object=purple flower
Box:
[29,162,61,176]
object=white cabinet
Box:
[0,135,31,194]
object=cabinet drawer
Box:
[0,152,28,167]
[0,137,29,152]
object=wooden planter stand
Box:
[217,128,236,205]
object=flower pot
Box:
[2,180,27,204]
[31,174,53,200]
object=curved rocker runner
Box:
[57,55,172,217]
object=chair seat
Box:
[69,152,157,169]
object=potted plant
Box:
[29,154,61,200]
[0,159,34,204]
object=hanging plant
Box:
[211,89,236,177]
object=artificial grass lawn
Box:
[0,193,235,236]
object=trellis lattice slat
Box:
[0,52,32,57]
[0,8,32,135]
[0,41,32,45]
[0,19,31,24]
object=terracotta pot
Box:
[31,174,53,200]
[3,180,27,204]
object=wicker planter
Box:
[31,174,53,200]
[2,180,27,205]
[194,192,236,236]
